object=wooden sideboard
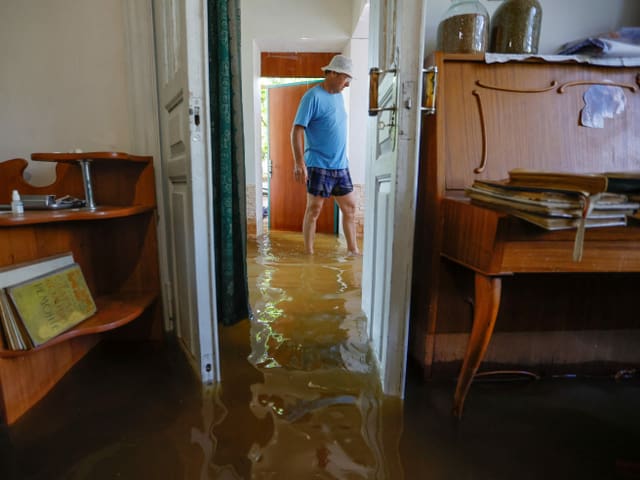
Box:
[0,152,163,424]
[410,53,640,416]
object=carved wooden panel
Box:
[440,59,640,190]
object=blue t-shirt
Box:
[293,84,348,170]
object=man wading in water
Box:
[290,54,361,256]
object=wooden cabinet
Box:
[0,152,163,424]
[410,54,640,415]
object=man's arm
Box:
[291,124,308,185]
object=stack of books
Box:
[465,169,640,260]
[0,253,96,351]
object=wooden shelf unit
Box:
[0,152,163,424]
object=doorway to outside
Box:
[261,77,337,234]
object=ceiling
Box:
[255,1,369,53]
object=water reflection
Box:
[217,230,403,479]
[1,230,403,480]
[6,232,639,478]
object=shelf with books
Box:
[0,152,162,424]
[0,292,158,358]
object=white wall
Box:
[344,38,369,185]
[425,0,640,55]
[0,0,132,185]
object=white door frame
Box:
[362,0,426,396]
[125,0,220,383]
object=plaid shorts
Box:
[307,167,354,198]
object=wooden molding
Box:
[261,52,338,77]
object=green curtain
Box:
[207,0,251,326]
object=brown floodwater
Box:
[1,231,405,479]
[2,230,640,479]
[239,231,403,479]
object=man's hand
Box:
[293,163,308,185]
[291,125,308,185]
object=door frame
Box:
[124,0,425,395]
[125,0,220,383]
[265,80,337,234]
[362,0,426,396]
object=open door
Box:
[267,82,335,233]
[153,0,219,382]
[362,0,426,396]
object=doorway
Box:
[262,79,336,234]
[252,51,367,244]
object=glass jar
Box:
[437,0,490,54]
[490,0,542,54]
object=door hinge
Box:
[189,96,202,141]
[421,66,438,115]
[164,280,175,321]
[202,353,214,383]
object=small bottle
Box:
[11,190,24,215]
[437,0,490,54]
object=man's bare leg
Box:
[303,193,325,254]
[335,192,360,255]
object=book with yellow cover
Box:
[7,264,96,346]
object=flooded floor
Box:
[1,230,640,479]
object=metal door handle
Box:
[368,67,397,116]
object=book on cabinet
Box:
[507,169,640,195]
[465,174,640,261]
[5,263,96,347]
[466,179,640,227]
[468,198,628,230]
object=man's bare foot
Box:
[347,250,362,257]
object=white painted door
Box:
[153,0,219,382]
[362,0,426,396]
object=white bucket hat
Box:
[321,55,353,78]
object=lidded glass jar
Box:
[437,0,490,54]
[490,0,542,54]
